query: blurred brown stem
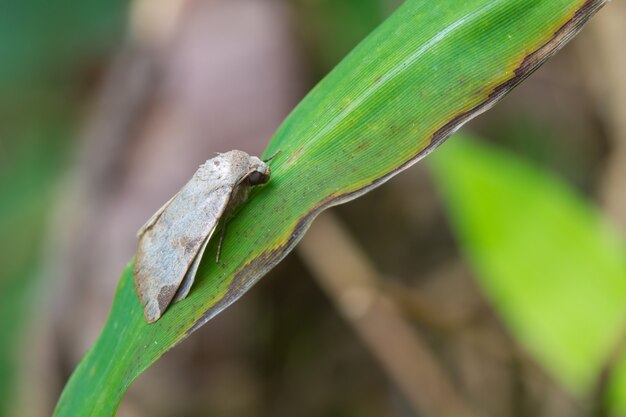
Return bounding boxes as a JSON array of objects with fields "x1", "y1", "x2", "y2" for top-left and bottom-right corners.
[{"x1": 297, "y1": 211, "x2": 481, "y2": 417}]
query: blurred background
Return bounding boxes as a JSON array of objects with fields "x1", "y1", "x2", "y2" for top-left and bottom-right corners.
[{"x1": 1, "y1": 0, "x2": 625, "y2": 416}]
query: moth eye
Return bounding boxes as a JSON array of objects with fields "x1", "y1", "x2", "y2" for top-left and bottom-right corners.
[{"x1": 246, "y1": 170, "x2": 270, "y2": 185}]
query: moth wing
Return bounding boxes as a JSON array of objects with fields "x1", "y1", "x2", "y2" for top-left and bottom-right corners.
[
  {"x1": 137, "y1": 191, "x2": 181, "y2": 238},
  {"x1": 172, "y1": 220, "x2": 216, "y2": 303},
  {"x1": 134, "y1": 177, "x2": 232, "y2": 323}
]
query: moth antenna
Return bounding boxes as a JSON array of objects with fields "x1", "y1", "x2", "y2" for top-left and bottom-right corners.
[{"x1": 263, "y1": 149, "x2": 282, "y2": 163}]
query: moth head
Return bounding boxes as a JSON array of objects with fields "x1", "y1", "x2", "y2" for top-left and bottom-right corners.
[{"x1": 245, "y1": 165, "x2": 271, "y2": 186}]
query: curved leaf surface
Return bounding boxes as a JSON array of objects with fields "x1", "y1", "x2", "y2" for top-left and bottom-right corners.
[{"x1": 54, "y1": 0, "x2": 607, "y2": 415}]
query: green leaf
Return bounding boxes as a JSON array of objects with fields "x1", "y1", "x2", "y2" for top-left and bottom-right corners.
[
  {"x1": 429, "y1": 136, "x2": 626, "y2": 393},
  {"x1": 54, "y1": 0, "x2": 607, "y2": 415}
]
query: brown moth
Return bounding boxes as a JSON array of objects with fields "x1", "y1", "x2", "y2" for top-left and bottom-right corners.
[{"x1": 134, "y1": 150, "x2": 272, "y2": 323}]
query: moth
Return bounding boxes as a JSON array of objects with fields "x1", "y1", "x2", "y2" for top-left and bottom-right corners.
[{"x1": 134, "y1": 150, "x2": 274, "y2": 323}]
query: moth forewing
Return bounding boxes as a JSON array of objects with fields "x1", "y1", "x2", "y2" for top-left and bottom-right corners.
[
  {"x1": 172, "y1": 231, "x2": 213, "y2": 303},
  {"x1": 134, "y1": 150, "x2": 271, "y2": 323},
  {"x1": 134, "y1": 180, "x2": 231, "y2": 323},
  {"x1": 136, "y1": 191, "x2": 181, "y2": 238}
]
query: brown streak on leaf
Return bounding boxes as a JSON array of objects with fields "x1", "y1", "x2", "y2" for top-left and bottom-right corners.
[{"x1": 287, "y1": 145, "x2": 305, "y2": 165}]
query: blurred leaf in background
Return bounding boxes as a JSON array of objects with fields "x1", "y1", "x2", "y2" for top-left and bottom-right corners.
[
  {"x1": 0, "y1": 0, "x2": 127, "y2": 415},
  {"x1": 0, "y1": 0, "x2": 125, "y2": 92},
  {"x1": 291, "y1": 0, "x2": 391, "y2": 77},
  {"x1": 430, "y1": 136, "x2": 626, "y2": 394},
  {"x1": 0, "y1": 134, "x2": 65, "y2": 416}
]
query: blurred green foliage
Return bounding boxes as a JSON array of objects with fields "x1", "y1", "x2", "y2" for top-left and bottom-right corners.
[
  {"x1": 0, "y1": 0, "x2": 126, "y2": 93},
  {"x1": 0, "y1": 0, "x2": 127, "y2": 415},
  {"x1": 0, "y1": 134, "x2": 64, "y2": 414},
  {"x1": 431, "y1": 136, "x2": 626, "y2": 394},
  {"x1": 292, "y1": 0, "x2": 389, "y2": 79}
]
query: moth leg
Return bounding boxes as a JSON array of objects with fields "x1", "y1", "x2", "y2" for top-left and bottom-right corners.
[{"x1": 216, "y1": 221, "x2": 228, "y2": 263}]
